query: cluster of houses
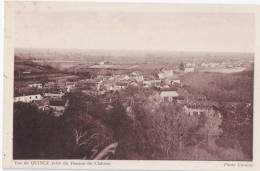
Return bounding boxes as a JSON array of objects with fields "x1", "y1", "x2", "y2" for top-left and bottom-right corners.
[
  {"x1": 14, "y1": 63, "x2": 216, "y2": 118},
  {"x1": 76, "y1": 69, "x2": 183, "y2": 97},
  {"x1": 14, "y1": 91, "x2": 68, "y2": 117},
  {"x1": 158, "y1": 66, "x2": 195, "y2": 77},
  {"x1": 14, "y1": 60, "x2": 252, "y2": 119},
  {"x1": 148, "y1": 88, "x2": 222, "y2": 119},
  {"x1": 13, "y1": 79, "x2": 71, "y2": 117},
  {"x1": 201, "y1": 61, "x2": 235, "y2": 68}
]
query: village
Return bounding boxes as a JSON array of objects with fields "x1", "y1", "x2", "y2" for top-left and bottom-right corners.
[{"x1": 13, "y1": 59, "x2": 253, "y2": 120}]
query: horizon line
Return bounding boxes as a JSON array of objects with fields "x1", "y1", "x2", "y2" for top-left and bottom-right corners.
[{"x1": 14, "y1": 47, "x2": 255, "y2": 54}]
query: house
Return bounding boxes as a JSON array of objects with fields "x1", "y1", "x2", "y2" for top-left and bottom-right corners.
[
  {"x1": 182, "y1": 100, "x2": 221, "y2": 118},
  {"x1": 49, "y1": 99, "x2": 69, "y2": 117},
  {"x1": 44, "y1": 92, "x2": 64, "y2": 98},
  {"x1": 184, "y1": 94, "x2": 207, "y2": 101},
  {"x1": 65, "y1": 82, "x2": 76, "y2": 92},
  {"x1": 104, "y1": 83, "x2": 126, "y2": 91},
  {"x1": 184, "y1": 67, "x2": 194, "y2": 73},
  {"x1": 104, "y1": 83, "x2": 114, "y2": 91},
  {"x1": 123, "y1": 75, "x2": 130, "y2": 81},
  {"x1": 108, "y1": 76, "x2": 115, "y2": 81},
  {"x1": 219, "y1": 61, "x2": 228, "y2": 68},
  {"x1": 160, "y1": 91, "x2": 179, "y2": 101},
  {"x1": 197, "y1": 94, "x2": 207, "y2": 101},
  {"x1": 186, "y1": 62, "x2": 196, "y2": 67},
  {"x1": 98, "y1": 91, "x2": 106, "y2": 95},
  {"x1": 130, "y1": 71, "x2": 144, "y2": 82},
  {"x1": 201, "y1": 62, "x2": 208, "y2": 67},
  {"x1": 144, "y1": 84, "x2": 150, "y2": 89},
  {"x1": 151, "y1": 79, "x2": 161, "y2": 84},
  {"x1": 28, "y1": 83, "x2": 42, "y2": 89},
  {"x1": 57, "y1": 82, "x2": 66, "y2": 90},
  {"x1": 107, "y1": 75, "x2": 125, "y2": 82},
  {"x1": 164, "y1": 75, "x2": 181, "y2": 85},
  {"x1": 114, "y1": 83, "x2": 128, "y2": 91},
  {"x1": 99, "y1": 61, "x2": 108, "y2": 65},
  {"x1": 34, "y1": 99, "x2": 50, "y2": 111},
  {"x1": 82, "y1": 90, "x2": 98, "y2": 96},
  {"x1": 163, "y1": 85, "x2": 170, "y2": 89},
  {"x1": 157, "y1": 68, "x2": 174, "y2": 79},
  {"x1": 14, "y1": 94, "x2": 42, "y2": 103},
  {"x1": 22, "y1": 70, "x2": 31, "y2": 74},
  {"x1": 128, "y1": 81, "x2": 138, "y2": 87},
  {"x1": 226, "y1": 65, "x2": 234, "y2": 68},
  {"x1": 208, "y1": 62, "x2": 220, "y2": 68},
  {"x1": 143, "y1": 80, "x2": 152, "y2": 85},
  {"x1": 66, "y1": 84, "x2": 76, "y2": 92},
  {"x1": 45, "y1": 82, "x2": 56, "y2": 88},
  {"x1": 14, "y1": 86, "x2": 39, "y2": 98}
]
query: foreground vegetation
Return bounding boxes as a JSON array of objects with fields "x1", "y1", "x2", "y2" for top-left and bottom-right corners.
[{"x1": 13, "y1": 88, "x2": 253, "y2": 160}]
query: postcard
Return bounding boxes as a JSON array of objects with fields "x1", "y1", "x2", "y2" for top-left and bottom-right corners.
[{"x1": 2, "y1": 1, "x2": 260, "y2": 170}]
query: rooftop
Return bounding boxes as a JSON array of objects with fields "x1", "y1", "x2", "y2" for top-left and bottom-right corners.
[{"x1": 160, "y1": 91, "x2": 179, "y2": 97}]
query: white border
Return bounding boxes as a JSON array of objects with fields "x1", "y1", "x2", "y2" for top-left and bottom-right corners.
[{"x1": 1, "y1": 1, "x2": 260, "y2": 171}]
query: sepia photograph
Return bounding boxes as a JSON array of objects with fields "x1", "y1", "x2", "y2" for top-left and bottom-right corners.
[{"x1": 2, "y1": 1, "x2": 260, "y2": 170}]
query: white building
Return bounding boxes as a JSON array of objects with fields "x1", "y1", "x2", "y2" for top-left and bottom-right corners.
[
  {"x1": 184, "y1": 67, "x2": 194, "y2": 73},
  {"x1": 130, "y1": 71, "x2": 144, "y2": 82},
  {"x1": 160, "y1": 91, "x2": 179, "y2": 101},
  {"x1": 183, "y1": 102, "x2": 221, "y2": 118},
  {"x1": 22, "y1": 70, "x2": 31, "y2": 74},
  {"x1": 66, "y1": 84, "x2": 75, "y2": 92},
  {"x1": 44, "y1": 92, "x2": 64, "y2": 98},
  {"x1": 165, "y1": 76, "x2": 181, "y2": 85},
  {"x1": 157, "y1": 68, "x2": 174, "y2": 79},
  {"x1": 201, "y1": 62, "x2": 208, "y2": 67},
  {"x1": 99, "y1": 61, "x2": 105, "y2": 65},
  {"x1": 208, "y1": 62, "x2": 220, "y2": 68},
  {"x1": 143, "y1": 80, "x2": 152, "y2": 85},
  {"x1": 123, "y1": 75, "x2": 130, "y2": 81},
  {"x1": 14, "y1": 94, "x2": 43, "y2": 103},
  {"x1": 186, "y1": 63, "x2": 196, "y2": 67},
  {"x1": 28, "y1": 83, "x2": 42, "y2": 89}
]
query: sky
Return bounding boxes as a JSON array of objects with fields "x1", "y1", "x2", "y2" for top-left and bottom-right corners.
[{"x1": 14, "y1": 3, "x2": 255, "y2": 53}]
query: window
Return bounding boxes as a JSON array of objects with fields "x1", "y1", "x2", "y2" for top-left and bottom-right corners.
[{"x1": 193, "y1": 111, "x2": 199, "y2": 117}]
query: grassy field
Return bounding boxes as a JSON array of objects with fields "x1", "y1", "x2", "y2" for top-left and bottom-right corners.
[
  {"x1": 181, "y1": 71, "x2": 254, "y2": 103},
  {"x1": 14, "y1": 73, "x2": 79, "y2": 82},
  {"x1": 199, "y1": 67, "x2": 246, "y2": 74}
]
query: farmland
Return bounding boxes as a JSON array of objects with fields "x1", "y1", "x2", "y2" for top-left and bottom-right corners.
[
  {"x1": 181, "y1": 71, "x2": 254, "y2": 103},
  {"x1": 199, "y1": 67, "x2": 246, "y2": 74}
]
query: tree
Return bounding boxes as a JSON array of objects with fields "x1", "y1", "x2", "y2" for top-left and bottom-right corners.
[
  {"x1": 113, "y1": 99, "x2": 200, "y2": 160},
  {"x1": 217, "y1": 103, "x2": 253, "y2": 160},
  {"x1": 180, "y1": 62, "x2": 185, "y2": 71}
]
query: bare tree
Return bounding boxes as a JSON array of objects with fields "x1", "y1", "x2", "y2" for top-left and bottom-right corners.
[{"x1": 73, "y1": 128, "x2": 99, "y2": 147}]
